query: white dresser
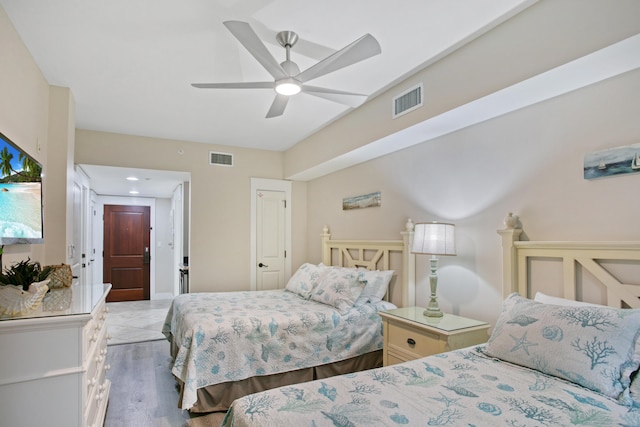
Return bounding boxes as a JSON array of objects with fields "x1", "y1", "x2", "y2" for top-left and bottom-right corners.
[{"x1": 0, "y1": 283, "x2": 111, "y2": 427}]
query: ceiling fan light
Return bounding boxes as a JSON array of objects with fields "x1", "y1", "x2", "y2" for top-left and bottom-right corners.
[{"x1": 275, "y1": 79, "x2": 301, "y2": 96}]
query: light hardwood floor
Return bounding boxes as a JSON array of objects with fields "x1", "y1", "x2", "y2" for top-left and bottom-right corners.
[
  {"x1": 104, "y1": 340, "x2": 228, "y2": 427},
  {"x1": 104, "y1": 340, "x2": 192, "y2": 426}
]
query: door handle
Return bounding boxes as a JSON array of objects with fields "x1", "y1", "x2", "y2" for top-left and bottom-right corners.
[
  {"x1": 143, "y1": 247, "x2": 150, "y2": 264},
  {"x1": 258, "y1": 262, "x2": 268, "y2": 268}
]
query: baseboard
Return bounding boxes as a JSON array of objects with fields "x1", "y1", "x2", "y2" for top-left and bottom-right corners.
[{"x1": 153, "y1": 292, "x2": 174, "y2": 300}]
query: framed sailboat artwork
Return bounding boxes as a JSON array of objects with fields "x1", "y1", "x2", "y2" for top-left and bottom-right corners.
[{"x1": 584, "y1": 142, "x2": 640, "y2": 180}]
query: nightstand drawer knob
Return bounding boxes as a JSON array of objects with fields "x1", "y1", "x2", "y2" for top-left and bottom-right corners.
[{"x1": 407, "y1": 338, "x2": 416, "y2": 346}]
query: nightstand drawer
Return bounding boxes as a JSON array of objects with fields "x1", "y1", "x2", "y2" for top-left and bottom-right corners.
[
  {"x1": 380, "y1": 308, "x2": 490, "y2": 366},
  {"x1": 387, "y1": 322, "x2": 437, "y2": 358},
  {"x1": 387, "y1": 351, "x2": 409, "y2": 365}
]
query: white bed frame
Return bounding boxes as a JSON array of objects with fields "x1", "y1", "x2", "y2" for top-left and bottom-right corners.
[
  {"x1": 320, "y1": 219, "x2": 416, "y2": 308},
  {"x1": 499, "y1": 214, "x2": 640, "y2": 308},
  {"x1": 318, "y1": 214, "x2": 640, "y2": 310}
]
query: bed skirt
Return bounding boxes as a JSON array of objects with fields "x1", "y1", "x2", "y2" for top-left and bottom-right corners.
[{"x1": 169, "y1": 337, "x2": 382, "y2": 412}]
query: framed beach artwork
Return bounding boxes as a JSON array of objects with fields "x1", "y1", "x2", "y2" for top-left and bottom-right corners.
[
  {"x1": 584, "y1": 142, "x2": 640, "y2": 180},
  {"x1": 342, "y1": 191, "x2": 381, "y2": 210}
]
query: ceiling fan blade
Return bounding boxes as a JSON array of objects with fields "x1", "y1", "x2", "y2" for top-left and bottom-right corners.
[
  {"x1": 296, "y1": 34, "x2": 381, "y2": 83},
  {"x1": 223, "y1": 21, "x2": 288, "y2": 81},
  {"x1": 192, "y1": 82, "x2": 275, "y2": 89},
  {"x1": 302, "y1": 85, "x2": 368, "y2": 107},
  {"x1": 266, "y1": 94, "x2": 289, "y2": 118}
]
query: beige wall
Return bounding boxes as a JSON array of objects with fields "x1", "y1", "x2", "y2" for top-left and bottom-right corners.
[
  {"x1": 291, "y1": 0, "x2": 640, "y2": 326},
  {"x1": 74, "y1": 130, "x2": 286, "y2": 292},
  {"x1": 46, "y1": 86, "x2": 75, "y2": 265},
  {"x1": 305, "y1": 68, "x2": 640, "y2": 325},
  {"x1": 0, "y1": 6, "x2": 71, "y2": 267},
  {"x1": 3, "y1": 1, "x2": 639, "y2": 329},
  {"x1": 284, "y1": 0, "x2": 640, "y2": 179}
]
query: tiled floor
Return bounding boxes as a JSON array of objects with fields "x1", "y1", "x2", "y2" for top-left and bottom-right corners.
[{"x1": 105, "y1": 299, "x2": 172, "y2": 345}]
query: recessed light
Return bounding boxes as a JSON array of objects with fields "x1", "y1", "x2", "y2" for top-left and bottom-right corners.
[
  {"x1": 129, "y1": 190, "x2": 139, "y2": 195},
  {"x1": 126, "y1": 176, "x2": 139, "y2": 181}
]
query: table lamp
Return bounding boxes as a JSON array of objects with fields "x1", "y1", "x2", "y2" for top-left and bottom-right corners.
[{"x1": 412, "y1": 222, "x2": 456, "y2": 317}]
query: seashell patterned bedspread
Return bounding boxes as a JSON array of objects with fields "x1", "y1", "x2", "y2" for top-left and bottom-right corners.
[
  {"x1": 222, "y1": 345, "x2": 640, "y2": 426},
  {"x1": 163, "y1": 290, "x2": 394, "y2": 410}
]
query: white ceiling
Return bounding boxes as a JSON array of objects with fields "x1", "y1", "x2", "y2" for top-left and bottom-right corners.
[
  {"x1": 2, "y1": 0, "x2": 533, "y2": 151},
  {"x1": 78, "y1": 165, "x2": 190, "y2": 199},
  {"x1": 1, "y1": 0, "x2": 535, "y2": 196}
]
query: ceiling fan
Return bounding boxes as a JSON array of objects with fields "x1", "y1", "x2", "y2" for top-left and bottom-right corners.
[{"x1": 192, "y1": 21, "x2": 382, "y2": 118}]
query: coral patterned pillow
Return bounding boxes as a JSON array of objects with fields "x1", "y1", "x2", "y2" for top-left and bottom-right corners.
[
  {"x1": 284, "y1": 263, "x2": 328, "y2": 299},
  {"x1": 310, "y1": 268, "x2": 366, "y2": 314},
  {"x1": 483, "y1": 293, "x2": 640, "y2": 404}
]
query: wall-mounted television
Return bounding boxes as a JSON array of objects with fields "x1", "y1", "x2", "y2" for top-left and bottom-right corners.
[{"x1": 0, "y1": 132, "x2": 44, "y2": 245}]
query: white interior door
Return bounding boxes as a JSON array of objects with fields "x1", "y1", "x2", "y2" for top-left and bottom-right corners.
[{"x1": 256, "y1": 190, "x2": 286, "y2": 291}]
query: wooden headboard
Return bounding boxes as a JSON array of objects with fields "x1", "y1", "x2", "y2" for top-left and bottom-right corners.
[
  {"x1": 321, "y1": 219, "x2": 415, "y2": 308},
  {"x1": 499, "y1": 214, "x2": 640, "y2": 308}
]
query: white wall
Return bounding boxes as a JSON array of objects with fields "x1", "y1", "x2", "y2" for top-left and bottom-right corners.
[{"x1": 305, "y1": 68, "x2": 640, "y2": 326}]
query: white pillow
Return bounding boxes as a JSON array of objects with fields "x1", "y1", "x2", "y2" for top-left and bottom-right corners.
[
  {"x1": 355, "y1": 270, "x2": 394, "y2": 305},
  {"x1": 284, "y1": 263, "x2": 328, "y2": 299},
  {"x1": 534, "y1": 292, "x2": 603, "y2": 307}
]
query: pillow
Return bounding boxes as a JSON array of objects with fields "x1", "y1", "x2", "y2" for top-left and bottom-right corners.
[
  {"x1": 534, "y1": 292, "x2": 603, "y2": 307},
  {"x1": 355, "y1": 270, "x2": 394, "y2": 305},
  {"x1": 483, "y1": 293, "x2": 640, "y2": 404},
  {"x1": 284, "y1": 263, "x2": 328, "y2": 299},
  {"x1": 373, "y1": 300, "x2": 397, "y2": 312},
  {"x1": 310, "y1": 267, "x2": 366, "y2": 314},
  {"x1": 534, "y1": 293, "x2": 640, "y2": 404}
]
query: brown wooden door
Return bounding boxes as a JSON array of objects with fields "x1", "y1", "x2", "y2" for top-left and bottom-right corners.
[{"x1": 104, "y1": 205, "x2": 150, "y2": 302}]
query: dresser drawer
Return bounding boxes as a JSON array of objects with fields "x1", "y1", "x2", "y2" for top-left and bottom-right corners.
[
  {"x1": 83, "y1": 301, "x2": 108, "y2": 358},
  {"x1": 387, "y1": 322, "x2": 439, "y2": 359},
  {"x1": 85, "y1": 322, "x2": 110, "y2": 426},
  {"x1": 86, "y1": 328, "x2": 108, "y2": 405},
  {"x1": 86, "y1": 378, "x2": 110, "y2": 427}
]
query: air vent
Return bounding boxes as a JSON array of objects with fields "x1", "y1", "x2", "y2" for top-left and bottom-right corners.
[
  {"x1": 392, "y1": 83, "x2": 423, "y2": 119},
  {"x1": 209, "y1": 151, "x2": 233, "y2": 166}
]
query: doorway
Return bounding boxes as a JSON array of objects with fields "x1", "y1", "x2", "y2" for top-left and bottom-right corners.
[
  {"x1": 79, "y1": 165, "x2": 190, "y2": 300},
  {"x1": 103, "y1": 204, "x2": 151, "y2": 302}
]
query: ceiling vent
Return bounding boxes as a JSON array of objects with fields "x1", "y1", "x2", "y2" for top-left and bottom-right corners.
[
  {"x1": 392, "y1": 83, "x2": 423, "y2": 119},
  {"x1": 209, "y1": 151, "x2": 234, "y2": 167}
]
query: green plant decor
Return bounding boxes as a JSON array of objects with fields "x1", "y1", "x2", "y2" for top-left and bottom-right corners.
[{"x1": 0, "y1": 258, "x2": 53, "y2": 291}]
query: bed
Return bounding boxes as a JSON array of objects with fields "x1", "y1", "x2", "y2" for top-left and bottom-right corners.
[
  {"x1": 221, "y1": 215, "x2": 640, "y2": 426},
  {"x1": 163, "y1": 221, "x2": 416, "y2": 412}
]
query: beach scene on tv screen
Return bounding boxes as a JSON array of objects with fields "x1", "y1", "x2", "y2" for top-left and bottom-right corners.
[{"x1": 0, "y1": 135, "x2": 42, "y2": 239}]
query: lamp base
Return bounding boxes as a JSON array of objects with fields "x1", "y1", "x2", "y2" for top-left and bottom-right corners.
[
  {"x1": 423, "y1": 306, "x2": 443, "y2": 318},
  {"x1": 424, "y1": 255, "x2": 444, "y2": 317}
]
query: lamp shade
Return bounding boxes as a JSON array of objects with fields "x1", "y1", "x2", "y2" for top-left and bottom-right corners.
[{"x1": 412, "y1": 222, "x2": 456, "y2": 256}]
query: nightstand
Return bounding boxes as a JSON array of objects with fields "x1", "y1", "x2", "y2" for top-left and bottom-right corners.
[{"x1": 379, "y1": 307, "x2": 490, "y2": 366}]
